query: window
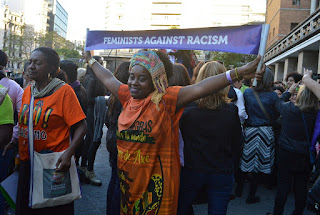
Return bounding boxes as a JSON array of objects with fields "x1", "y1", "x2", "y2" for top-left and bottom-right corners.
[
  {"x1": 273, "y1": 27, "x2": 275, "y2": 36},
  {"x1": 292, "y1": 0, "x2": 300, "y2": 5},
  {"x1": 290, "y1": 23, "x2": 298, "y2": 30}
]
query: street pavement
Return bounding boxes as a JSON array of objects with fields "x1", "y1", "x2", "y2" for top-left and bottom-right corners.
[{"x1": 75, "y1": 127, "x2": 315, "y2": 215}]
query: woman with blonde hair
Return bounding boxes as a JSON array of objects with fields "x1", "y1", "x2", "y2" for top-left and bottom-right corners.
[
  {"x1": 267, "y1": 84, "x2": 318, "y2": 215},
  {"x1": 177, "y1": 61, "x2": 242, "y2": 215}
]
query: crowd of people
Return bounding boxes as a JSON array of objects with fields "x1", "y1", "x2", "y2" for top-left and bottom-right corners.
[{"x1": 0, "y1": 46, "x2": 319, "y2": 215}]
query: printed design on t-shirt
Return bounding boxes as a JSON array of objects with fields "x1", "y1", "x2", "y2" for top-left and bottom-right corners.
[
  {"x1": 132, "y1": 155, "x2": 164, "y2": 215},
  {"x1": 118, "y1": 169, "x2": 134, "y2": 214},
  {"x1": 18, "y1": 100, "x2": 53, "y2": 140},
  {"x1": 118, "y1": 148, "x2": 151, "y2": 164},
  {"x1": 117, "y1": 130, "x2": 156, "y2": 144},
  {"x1": 132, "y1": 174, "x2": 163, "y2": 215},
  {"x1": 131, "y1": 120, "x2": 153, "y2": 133}
]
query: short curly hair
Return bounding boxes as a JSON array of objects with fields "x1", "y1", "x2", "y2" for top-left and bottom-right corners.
[{"x1": 285, "y1": 72, "x2": 302, "y2": 83}]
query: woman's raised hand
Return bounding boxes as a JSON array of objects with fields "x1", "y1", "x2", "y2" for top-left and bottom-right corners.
[
  {"x1": 238, "y1": 55, "x2": 264, "y2": 80},
  {"x1": 288, "y1": 82, "x2": 299, "y2": 94},
  {"x1": 303, "y1": 68, "x2": 312, "y2": 79}
]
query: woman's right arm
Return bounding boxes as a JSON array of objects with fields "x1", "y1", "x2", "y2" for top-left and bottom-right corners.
[
  {"x1": 275, "y1": 82, "x2": 299, "y2": 112},
  {"x1": 84, "y1": 52, "x2": 122, "y2": 99},
  {"x1": 302, "y1": 69, "x2": 320, "y2": 99}
]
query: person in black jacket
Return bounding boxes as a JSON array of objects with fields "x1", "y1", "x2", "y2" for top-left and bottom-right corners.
[
  {"x1": 267, "y1": 84, "x2": 318, "y2": 215},
  {"x1": 60, "y1": 60, "x2": 88, "y2": 168},
  {"x1": 105, "y1": 61, "x2": 130, "y2": 215},
  {"x1": 177, "y1": 61, "x2": 242, "y2": 215},
  {"x1": 82, "y1": 56, "x2": 106, "y2": 186}
]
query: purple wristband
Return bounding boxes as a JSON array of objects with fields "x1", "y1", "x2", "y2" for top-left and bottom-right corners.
[{"x1": 226, "y1": 70, "x2": 233, "y2": 85}]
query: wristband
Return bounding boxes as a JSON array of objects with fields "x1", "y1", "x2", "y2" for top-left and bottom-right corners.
[
  {"x1": 235, "y1": 67, "x2": 240, "y2": 81},
  {"x1": 226, "y1": 70, "x2": 233, "y2": 85},
  {"x1": 88, "y1": 58, "x2": 97, "y2": 67}
]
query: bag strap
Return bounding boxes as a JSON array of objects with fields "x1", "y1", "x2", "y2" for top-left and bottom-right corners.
[
  {"x1": 28, "y1": 92, "x2": 35, "y2": 207},
  {"x1": 252, "y1": 89, "x2": 272, "y2": 121}
]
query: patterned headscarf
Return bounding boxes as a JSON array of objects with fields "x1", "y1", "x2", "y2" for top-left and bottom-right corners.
[{"x1": 129, "y1": 50, "x2": 168, "y2": 110}]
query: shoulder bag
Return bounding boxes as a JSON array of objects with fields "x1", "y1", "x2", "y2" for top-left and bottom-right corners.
[{"x1": 28, "y1": 91, "x2": 81, "y2": 209}]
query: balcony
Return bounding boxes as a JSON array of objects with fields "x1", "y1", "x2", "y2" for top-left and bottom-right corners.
[{"x1": 264, "y1": 7, "x2": 320, "y2": 62}]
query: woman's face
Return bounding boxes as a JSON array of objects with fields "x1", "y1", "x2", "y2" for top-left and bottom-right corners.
[
  {"x1": 128, "y1": 65, "x2": 154, "y2": 99},
  {"x1": 290, "y1": 92, "x2": 297, "y2": 104},
  {"x1": 28, "y1": 51, "x2": 51, "y2": 83},
  {"x1": 287, "y1": 77, "x2": 295, "y2": 88},
  {"x1": 274, "y1": 89, "x2": 282, "y2": 97}
]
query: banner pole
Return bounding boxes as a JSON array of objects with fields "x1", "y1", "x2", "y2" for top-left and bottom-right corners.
[
  {"x1": 85, "y1": 28, "x2": 89, "y2": 52},
  {"x1": 252, "y1": 24, "x2": 270, "y2": 87}
]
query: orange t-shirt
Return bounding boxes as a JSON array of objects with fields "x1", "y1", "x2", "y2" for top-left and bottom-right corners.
[
  {"x1": 117, "y1": 84, "x2": 184, "y2": 215},
  {"x1": 18, "y1": 85, "x2": 86, "y2": 161}
]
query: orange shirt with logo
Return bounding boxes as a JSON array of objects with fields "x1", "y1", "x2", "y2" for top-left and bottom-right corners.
[
  {"x1": 117, "y1": 84, "x2": 184, "y2": 215},
  {"x1": 18, "y1": 85, "x2": 86, "y2": 161}
]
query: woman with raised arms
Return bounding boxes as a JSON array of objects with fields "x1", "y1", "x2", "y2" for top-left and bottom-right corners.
[{"x1": 84, "y1": 50, "x2": 264, "y2": 215}]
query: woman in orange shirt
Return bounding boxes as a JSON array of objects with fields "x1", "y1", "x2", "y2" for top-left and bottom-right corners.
[
  {"x1": 16, "y1": 47, "x2": 87, "y2": 215},
  {"x1": 84, "y1": 50, "x2": 263, "y2": 215}
]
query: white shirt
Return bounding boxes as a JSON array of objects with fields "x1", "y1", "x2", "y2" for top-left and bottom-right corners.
[{"x1": 233, "y1": 87, "x2": 248, "y2": 124}]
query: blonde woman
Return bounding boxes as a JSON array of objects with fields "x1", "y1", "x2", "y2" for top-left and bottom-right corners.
[
  {"x1": 177, "y1": 61, "x2": 242, "y2": 215},
  {"x1": 267, "y1": 84, "x2": 318, "y2": 215}
]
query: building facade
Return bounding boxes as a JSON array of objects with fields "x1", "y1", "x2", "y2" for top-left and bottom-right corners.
[
  {"x1": 266, "y1": 0, "x2": 313, "y2": 49},
  {"x1": 47, "y1": 0, "x2": 68, "y2": 38},
  {"x1": 105, "y1": 0, "x2": 266, "y2": 31},
  {"x1": 264, "y1": 0, "x2": 320, "y2": 82},
  {"x1": 0, "y1": 5, "x2": 25, "y2": 72}
]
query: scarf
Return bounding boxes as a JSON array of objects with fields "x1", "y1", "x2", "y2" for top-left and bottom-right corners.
[
  {"x1": 69, "y1": 80, "x2": 81, "y2": 89},
  {"x1": 118, "y1": 96, "x2": 151, "y2": 132},
  {"x1": 31, "y1": 78, "x2": 64, "y2": 98},
  {"x1": 129, "y1": 50, "x2": 168, "y2": 110}
]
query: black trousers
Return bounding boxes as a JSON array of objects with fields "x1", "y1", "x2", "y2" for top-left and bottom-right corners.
[
  {"x1": 273, "y1": 147, "x2": 311, "y2": 215},
  {"x1": 15, "y1": 161, "x2": 74, "y2": 215}
]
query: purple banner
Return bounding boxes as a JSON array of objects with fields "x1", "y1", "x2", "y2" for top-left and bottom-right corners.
[{"x1": 86, "y1": 25, "x2": 262, "y2": 55}]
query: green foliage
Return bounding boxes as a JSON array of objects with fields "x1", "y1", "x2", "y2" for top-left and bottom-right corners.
[
  {"x1": 56, "y1": 48, "x2": 81, "y2": 59},
  {"x1": 210, "y1": 51, "x2": 256, "y2": 68},
  {"x1": 4, "y1": 24, "x2": 84, "y2": 62}
]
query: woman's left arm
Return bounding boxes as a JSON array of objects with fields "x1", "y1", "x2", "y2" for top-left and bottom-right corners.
[
  {"x1": 55, "y1": 119, "x2": 87, "y2": 172},
  {"x1": 176, "y1": 56, "x2": 263, "y2": 111}
]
